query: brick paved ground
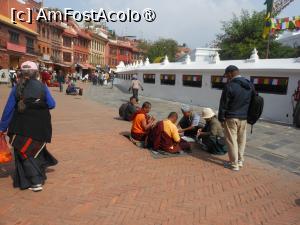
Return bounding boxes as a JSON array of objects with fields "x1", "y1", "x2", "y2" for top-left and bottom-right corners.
[{"x1": 0, "y1": 84, "x2": 299, "y2": 225}]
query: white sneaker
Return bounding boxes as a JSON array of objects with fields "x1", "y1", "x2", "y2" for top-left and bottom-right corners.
[
  {"x1": 224, "y1": 162, "x2": 239, "y2": 171},
  {"x1": 231, "y1": 166, "x2": 240, "y2": 171},
  {"x1": 238, "y1": 160, "x2": 244, "y2": 168},
  {"x1": 29, "y1": 184, "x2": 43, "y2": 192}
]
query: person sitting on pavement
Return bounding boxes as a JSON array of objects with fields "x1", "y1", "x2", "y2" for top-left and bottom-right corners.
[
  {"x1": 131, "y1": 102, "x2": 156, "y2": 142},
  {"x1": 178, "y1": 105, "x2": 202, "y2": 139},
  {"x1": 148, "y1": 112, "x2": 191, "y2": 154},
  {"x1": 119, "y1": 97, "x2": 139, "y2": 121},
  {"x1": 66, "y1": 81, "x2": 83, "y2": 96},
  {"x1": 197, "y1": 108, "x2": 227, "y2": 155},
  {"x1": 124, "y1": 97, "x2": 139, "y2": 121}
]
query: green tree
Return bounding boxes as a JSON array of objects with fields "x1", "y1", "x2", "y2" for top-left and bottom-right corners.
[
  {"x1": 137, "y1": 40, "x2": 151, "y2": 53},
  {"x1": 215, "y1": 10, "x2": 298, "y2": 59},
  {"x1": 147, "y1": 39, "x2": 178, "y2": 62}
]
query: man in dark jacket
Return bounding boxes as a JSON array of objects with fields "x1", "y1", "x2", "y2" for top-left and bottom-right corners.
[
  {"x1": 56, "y1": 70, "x2": 65, "y2": 92},
  {"x1": 218, "y1": 65, "x2": 252, "y2": 171}
]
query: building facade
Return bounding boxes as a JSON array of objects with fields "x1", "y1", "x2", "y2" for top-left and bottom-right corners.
[
  {"x1": 0, "y1": 0, "x2": 40, "y2": 72},
  {"x1": 89, "y1": 30, "x2": 108, "y2": 68}
]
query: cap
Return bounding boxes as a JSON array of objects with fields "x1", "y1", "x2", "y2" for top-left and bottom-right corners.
[
  {"x1": 21, "y1": 61, "x2": 38, "y2": 71},
  {"x1": 224, "y1": 65, "x2": 239, "y2": 76},
  {"x1": 181, "y1": 104, "x2": 192, "y2": 112}
]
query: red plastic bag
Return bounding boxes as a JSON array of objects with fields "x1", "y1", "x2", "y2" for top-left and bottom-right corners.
[{"x1": 0, "y1": 135, "x2": 12, "y2": 163}]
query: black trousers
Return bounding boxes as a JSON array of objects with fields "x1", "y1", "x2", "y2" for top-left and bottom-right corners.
[{"x1": 132, "y1": 88, "x2": 139, "y2": 101}]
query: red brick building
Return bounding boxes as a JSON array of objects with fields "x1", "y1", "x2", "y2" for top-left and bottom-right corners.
[
  {"x1": 0, "y1": 0, "x2": 41, "y2": 71},
  {"x1": 61, "y1": 24, "x2": 76, "y2": 72},
  {"x1": 105, "y1": 39, "x2": 144, "y2": 69}
]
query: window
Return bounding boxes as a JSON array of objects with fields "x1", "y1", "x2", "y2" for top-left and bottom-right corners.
[
  {"x1": 160, "y1": 74, "x2": 175, "y2": 86},
  {"x1": 110, "y1": 47, "x2": 117, "y2": 56},
  {"x1": 26, "y1": 37, "x2": 34, "y2": 54},
  {"x1": 211, "y1": 75, "x2": 227, "y2": 89},
  {"x1": 143, "y1": 74, "x2": 155, "y2": 84},
  {"x1": 9, "y1": 31, "x2": 19, "y2": 44},
  {"x1": 63, "y1": 52, "x2": 72, "y2": 62},
  {"x1": 183, "y1": 75, "x2": 202, "y2": 88},
  {"x1": 250, "y1": 76, "x2": 289, "y2": 95},
  {"x1": 63, "y1": 36, "x2": 72, "y2": 47},
  {"x1": 120, "y1": 49, "x2": 128, "y2": 56}
]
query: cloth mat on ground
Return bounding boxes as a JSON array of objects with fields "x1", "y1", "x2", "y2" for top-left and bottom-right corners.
[
  {"x1": 148, "y1": 149, "x2": 189, "y2": 159},
  {"x1": 121, "y1": 132, "x2": 144, "y2": 148}
]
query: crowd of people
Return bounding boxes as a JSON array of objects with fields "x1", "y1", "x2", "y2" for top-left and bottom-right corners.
[
  {"x1": 120, "y1": 65, "x2": 256, "y2": 172},
  {"x1": 0, "y1": 63, "x2": 257, "y2": 193}
]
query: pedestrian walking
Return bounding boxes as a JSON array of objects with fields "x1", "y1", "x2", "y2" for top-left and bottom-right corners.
[
  {"x1": 110, "y1": 72, "x2": 115, "y2": 89},
  {"x1": 57, "y1": 70, "x2": 65, "y2": 92},
  {"x1": 218, "y1": 65, "x2": 252, "y2": 171},
  {"x1": 9, "y1": 67, "x2": 17, "y2": 88},
  {"x1": 0, "y1": 61, "x2": 57, "y2": 191},
  {"x1": 129, "y1": 75, "x2": 143, "y2": 102}
]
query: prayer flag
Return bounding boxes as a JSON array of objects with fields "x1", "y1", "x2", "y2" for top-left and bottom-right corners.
[
  {"x1": 272, "y1": 79, "x2": 278, "y2": 85},
  {"x1": 264, "y1": 78, "x2": 269, "y2": 85}
]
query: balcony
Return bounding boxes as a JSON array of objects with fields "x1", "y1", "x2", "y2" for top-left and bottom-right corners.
[
  {"x1": 7, "y1": 42, "x2": 26, "y2": 53},
  {"x1": 51, "y1": 56, "x2": 62, "y2": 64}
]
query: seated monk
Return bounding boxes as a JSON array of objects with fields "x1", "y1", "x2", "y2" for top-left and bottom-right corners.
[
  {"x1": 131, "y1": 102, "x2": 155, "y2": 142},
  {"x1": 148, "y1": 112, "x2": 191, "y2": 153}
]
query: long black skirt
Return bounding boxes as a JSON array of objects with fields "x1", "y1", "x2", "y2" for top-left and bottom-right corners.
[{"x1": 13, "y1": 147, "x2": 58, "y2": 190}]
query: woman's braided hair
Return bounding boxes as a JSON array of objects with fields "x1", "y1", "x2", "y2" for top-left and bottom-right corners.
[{"x1": 16, "y1": 69, "x2": 39, "y2": 113}]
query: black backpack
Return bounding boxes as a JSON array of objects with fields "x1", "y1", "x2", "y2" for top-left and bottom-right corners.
[
  {"x1": 119, "y1": 103, "x2": 129, "y2": 119},
  {"x1": 247, "y1": 88, "x2": 264, "y2": 133}
]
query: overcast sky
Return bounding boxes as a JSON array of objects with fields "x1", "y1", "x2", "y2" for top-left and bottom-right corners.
[{"x1": 44, "y1": 0, "x2": 300, "y2": 48}]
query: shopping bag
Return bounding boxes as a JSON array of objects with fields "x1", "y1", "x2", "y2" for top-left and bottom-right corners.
[{"x1": 0, "y1": 135, "x2": 12, "y2": 163}]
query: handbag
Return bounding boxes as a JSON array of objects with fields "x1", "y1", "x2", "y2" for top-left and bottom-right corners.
[{"x1": 0, "y1": 135, "x2": 12, "y2": 163}]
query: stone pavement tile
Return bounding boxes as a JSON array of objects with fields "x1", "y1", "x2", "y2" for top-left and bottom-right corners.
[
  {"x1": 1, "y1": 85, "x2": 300, "y2": 225},
  {"x1": 261, "y1": 153, "x2": 285, "y2": 163}
]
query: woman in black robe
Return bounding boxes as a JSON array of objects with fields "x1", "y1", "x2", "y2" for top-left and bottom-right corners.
[{"x1": 0, "y1": 61, "x2": 57, "y2": 192}]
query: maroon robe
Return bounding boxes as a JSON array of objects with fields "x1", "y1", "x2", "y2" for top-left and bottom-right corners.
[{"x1": 149, "y1": 121, "x2": 190, "y2": 153}]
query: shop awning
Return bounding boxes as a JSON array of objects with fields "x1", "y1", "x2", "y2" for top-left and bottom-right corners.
[
  {"x1": 83, "y1": 63, "x2": 95, "y2": 70},
  {"x1": 39, "y1": 59, "x2": 53, "y2": 64},
  {"x1": 76, "y1": 63, "x2": 95, "y2": 69},
  {"x1": 54, "y1": 62, "x2": 71, "y2": 68}
]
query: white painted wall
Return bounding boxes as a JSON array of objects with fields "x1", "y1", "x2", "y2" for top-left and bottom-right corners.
[{"x1": 116, "y1": 70, "x2": 300, "y2": 124}]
